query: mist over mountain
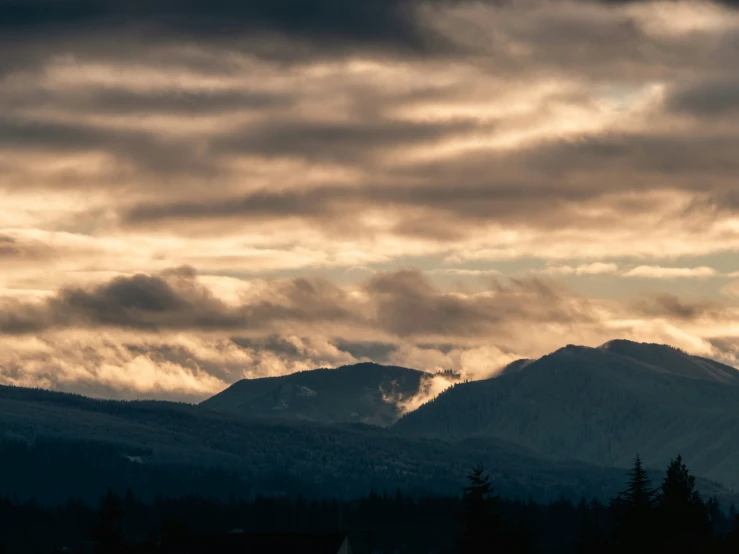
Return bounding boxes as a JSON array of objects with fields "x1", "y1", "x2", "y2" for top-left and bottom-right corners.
[
  {"x1": 394, "y1": 340, "x2": 739, "y2": 487},
  {"x1": 200, "y1": 362, "x2": 436, "y2": 426}
]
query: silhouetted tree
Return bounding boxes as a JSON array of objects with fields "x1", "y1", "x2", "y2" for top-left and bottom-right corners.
[
  {"x1": 458, "y1": 464, "x2": 502, "y2": 554},
  {"x1": 611, "y1": 454, "x2": 657, "y2": 552},
  {"x1": 91, "y1": 490, "x2": 125, "y2": 554},
  {"x1": 656, "y1": 455, "x2": 709, "y2": 553}
]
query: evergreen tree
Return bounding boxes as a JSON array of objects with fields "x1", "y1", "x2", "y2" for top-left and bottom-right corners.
[
  {"x1": 656, "y1": 455, "x2": 709, "y2": 552},
  {"x1": 91, "y1": 490, "x2": 125, "y2": 554},
  {"x1": 621, "y1": 455, "x2": 656, "y2": 510},
  {"x1": 611, "y1": 454, "x2": 657, "y2": 552},
  {"x1": 458, "y1": 464, "x2": 502, "y2": 554}
]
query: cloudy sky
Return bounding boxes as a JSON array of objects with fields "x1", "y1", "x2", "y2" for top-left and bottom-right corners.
[{"x1": 2, "y1": 0, "x2": 739, "y2": 401}]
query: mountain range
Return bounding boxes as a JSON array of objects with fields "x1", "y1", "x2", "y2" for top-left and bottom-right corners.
[
  {"x1": 396, "y1": 340, "x2": 739, "y2": 487},
  {"x1": 2, "y1": 339, "x2": 739, "y2": 504}
]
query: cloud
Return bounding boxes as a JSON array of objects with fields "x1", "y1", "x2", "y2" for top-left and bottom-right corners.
[
  {"x1": 0, "y1": 0, "x2": 458, "y2": 77},
  {"x1": 0, "y1": 266, "x2": 737, "y2": 400},
  {"x1": 4, "y1": 0, "x2": 739, "y2": 269},
  {"x1": 5, "y1": 0, "x2": 739, "y2": 401},
  {"x1": 365, "y1": 270, "x2": 598, "y2": 338},
  {"x1": 382, "y1": 371, "x2": 460, "y2": 415},
  {"x1": 540, "y1": 263, "x2": 620, "y2": 276},
  {"x1": 631, "y1": 293, "x2": 728, "y2": 321},
  {"x1": 666, "y1": 77, "x2": 739, "y2": 118},
  {"x1": 722, "y1": 281, "x2": 739, "y2": 298},
  {"x1": 623, "y1": 265, "x2": 718, "y2": 279},
  {"x1": 0, "y1": 267, "x2": 593, "y2": 338}
]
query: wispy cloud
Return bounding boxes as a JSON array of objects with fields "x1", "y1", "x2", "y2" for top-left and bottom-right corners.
[
  {"x1": 539, "y1": 263, "x2": 620, "y2": 276},
  {"x1": 623, "y1": 266, "x2": 718, "y2": 279}
]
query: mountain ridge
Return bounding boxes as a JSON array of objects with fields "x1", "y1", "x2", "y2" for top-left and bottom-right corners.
[
  {"x1": 393, "y1": 340, "x2": 739, "y2": 487},
  {"x1": 200, "y1": 362, "x2": 430, "y2": 426}
]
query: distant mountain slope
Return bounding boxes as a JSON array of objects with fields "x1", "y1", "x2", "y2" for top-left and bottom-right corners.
[
  {"x1": 201, "y1": 363, "x2": 430, "y2": 426},
  {"x1": 394, "y1": 341, "x2": 739, "y2": 487},
  {"x1": 4, "y1": 383, "x2": 728, "y2": 505},
  {"x1": 599, "y1": 340, "x2": 739, "y2": 384}
]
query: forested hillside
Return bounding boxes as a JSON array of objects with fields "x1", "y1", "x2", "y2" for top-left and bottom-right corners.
[
  {"x1": 201, "y1": 362, "x2": 430, "y2": 426},
  {"x1": 395, "y1": 342, "x2": 739, "y2": 486},
  {"x1": 3, "y1": 384, "x2": 733, "y2": 506}
]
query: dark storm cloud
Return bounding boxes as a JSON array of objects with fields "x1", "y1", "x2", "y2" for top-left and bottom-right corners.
[
  {"x1": 231, "y1": 335, "x2": 304, "y2": 358},
  {"x1": 0, "y1": 116, "x2": 216, "y2": 177},
  {"x1": 55, "y1": 271, "x2": 244, "y2": 330},
  {"x1": 415, "y1": 342, "x2": 459, "y2": 354},
  {"x1": 124, "y1": 178, "x2": 594, "y2": 233},
  {"x1": 0, "y1": 267, "x2": 595, "y2": 338},
  {"x1": 0, "y1": 300, "x2": 55, "y2": 334},
  {"x1": 125, "y1": 188, "x2": 342, "y2": 224},
  {"x1": 631, "y1": 293, "x2": 728, "y2": 321},
  {"x1": 666, "y1": 78, "x2": 739, "y2": 117},
  {"x1": 520, "y1": 133, "x2": 739, "y2": 178},
  {"x1": 0, "y1": 113, "x2": 477, "y2": 188},
  {"x1": 249, "y1": 278, "x2": 359, "y2": 325},
  {"x1": 4, "y1": 0, "x2": 739, "y2": 48},
  {"x1": 0, "y1": 269, "x2": 235, "y2": 333},
  {"x1": 0, "y1": 0, "x2": 450, "y2": 55},
  {"x1": 3, "y1": 87, "x2": 293, "y2": 116},
  {"x1": 215, "y1": 117, "x2": 479, "y2": 163},
  {"x1": 365, "y1": 270, "x2": 596, "y2": 337},
  {"x1": 0, "y1": 268, "x2": 361, "y2": 334},
  {"x1": 0, "y1": 235, "x2": 20, "y2": 257},
  {"x1": 333, "y1": 339, "x2": 400, "y2": 361}
]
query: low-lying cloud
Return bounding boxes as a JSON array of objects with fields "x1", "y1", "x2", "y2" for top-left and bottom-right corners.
[{"x1": 0, "y1": 267, "x2": 737, "y2": 401}]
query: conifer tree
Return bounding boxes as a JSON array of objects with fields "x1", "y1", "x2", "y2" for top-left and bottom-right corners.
[
  {"x1": 458, "y1": 464, "x2": 502, "y2": 554},
  {"x1": 657, "y1": 455, "x2": 709, "y2": 552},
  {"x1": 611, "y1": 454, "x2": 657, "y2": 551},
  {"x1": 622, "y1": 454, "x2": 656, "y2": 510}
]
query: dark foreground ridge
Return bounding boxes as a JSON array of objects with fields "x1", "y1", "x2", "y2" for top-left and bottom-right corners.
[{"x1": 2, "y1": 456, "x2": 739, "y2": 554}]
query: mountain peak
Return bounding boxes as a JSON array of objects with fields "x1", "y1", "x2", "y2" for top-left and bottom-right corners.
[
  {"x1": 394, "y1": 339, "x2": 739, "y2": 488},
  {"x1": 598, "y1": 339, "x2": 739, "y2": 383},
  {"x1": 201, "y1": 362, "x2": 426, "y2": 426},
  {"x1": 599, "y1": 339, "x2": 681, "y2": 353},
  {"x1": 498, "y1": 358, "x2": 534, "y2": 376}
]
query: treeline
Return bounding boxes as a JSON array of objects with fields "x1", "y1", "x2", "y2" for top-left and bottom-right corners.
[
  {"x1": 0, "y1": 439, "x2": 247, "y2": 505},
  {"x1": 2, "y1": 454, "x2": 739, "y2": 553},
  {"x1": 458, "y1": 455, "x2": 739, "y2": 554},
  {"x1": 0, "y1": 432, "x2": 631, "y2": 503},
  {"x1": 0, "y1": 489, "x2": 582, "y2": 554}
]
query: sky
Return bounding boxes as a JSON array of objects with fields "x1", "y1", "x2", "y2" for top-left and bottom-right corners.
[{"x1": 2, "y1": 0, "x2": 739, "y2": 401}]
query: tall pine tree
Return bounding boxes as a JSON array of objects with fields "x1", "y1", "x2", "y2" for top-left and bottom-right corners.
[
  {"x1": 458, "y1": 464, "x2": 502, "y2": 554},
  {"x1": 657, "y1": 455, "x2": 709, "y2": 553},
  {"x1": 611, "y1": 454, "x2": 657, "y2": 552}
]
